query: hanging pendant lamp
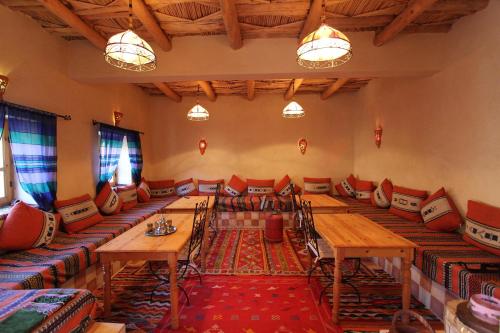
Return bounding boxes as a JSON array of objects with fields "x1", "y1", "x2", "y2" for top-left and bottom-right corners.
[
  {"x1": 282, "y1": 101, "x2": 305, "y2": 118},
  {"x1": 187, "y1": 85, "x2": 209, "y2": 121},
  {"x1": 297, "y1": 0, "x2": 352, "y2": 69},
  {"x1": 104, "y1": 0, "x2": 156, "y2": 72}
]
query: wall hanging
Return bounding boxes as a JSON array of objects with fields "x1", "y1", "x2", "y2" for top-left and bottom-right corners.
[
  {"x1": 374, "y1": 126, "x2": 383, "y2": 148},
  {"x1": 199, "y1": 138, "x2": 207, "y2": 155},
  {"x1": 0, "y1": 75, "x2": 8, "y2": 101},
  {"x1": 113, "y1": 110, "x2": 124, "y2": 126},
  {"x1": 298, "y1": 138, "x2": 308, "y2": 155}
]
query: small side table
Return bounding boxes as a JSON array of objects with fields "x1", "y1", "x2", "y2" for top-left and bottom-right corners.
[{"x1": 264, "y1": 213, "x2": 283, "y2": 242}]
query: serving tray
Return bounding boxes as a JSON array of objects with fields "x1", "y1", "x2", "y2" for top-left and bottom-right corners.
[{"x1": 145, "y1": 226, "x2": 177, "y2": 237}]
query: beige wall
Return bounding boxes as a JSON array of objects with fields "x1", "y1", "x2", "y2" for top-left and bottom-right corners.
[
  {"x1": 352, "y1": 1, "x2": 500, "y2": 213},
  {"x1": 148, "y1": 93, "x2": 355, "y2": 187},
  {"x1": 0, "y1": 6, "x2": 151, "y2": 200}
]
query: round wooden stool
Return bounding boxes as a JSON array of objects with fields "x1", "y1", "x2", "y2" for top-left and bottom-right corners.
[{"x1": 265, "y1": 213, "x2": 283, "y2": 242}]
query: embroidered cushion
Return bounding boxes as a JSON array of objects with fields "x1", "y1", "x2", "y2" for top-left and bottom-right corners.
[
  {"x1": 389, "y1": 186, "x2": 428, "y2": 222},
  {"x1": 116, "y1": 185, "x2": 138, "y2": 210},
  {"x1": 149, "y1": 179, "x2": 176, "y2": 197},
  {"x1": 274, "y1": 175, "x2": 301, "y2": 196},
  {"x1": 55, "y1": 194, "x2": 104, "y2": 233},
  {"x1": 224, "y1": 175, "x2": 247, "y2": 197},
  {"x1": 463, "y1": 200, "x2": 500, "y2": 256},
  {"x1": 371, "y1": 178, "x2": 393, "y2": 208},
  {"x1": 175, "y1": 178, "x2": 198, "y2": 196},
  {"x1": 355, "y1": 179, "x2": 375, "y2": 203},
  {"x1": 137, "y1": 180, "x2": 151, "y2": 202},
  {"x1": 334, "y1": 175, "x2": 356, "y2": 197},
  {"x1": 304, "y1": 177, "x2": 331, "y2": 194},
  {"x1": 247, "y1": 179, "x2": 275, "y2": 196},
  {"x1": 420, "y1": 188, "x2": 462, "y2": 232},
  {"x1": 0, "y1": 202, "x2": 58, "y2": 250},
  {"x1": 94, "y1": 182, "x2": 122, "y2": 215},
  {"x1": 198, "y1": 179, "x2": 224, "y2": 195}
]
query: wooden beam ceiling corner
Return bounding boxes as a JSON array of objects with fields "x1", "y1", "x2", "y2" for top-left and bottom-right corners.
[
  {"x1": 284, "y1": 78, "x2": 304, "y2": 100},
  {"x1": 321, "y1": 78, "x2": 349, "y2": 99},
  {"x1": 130, "y1": 0, "x2": 172, "y2": 51},
  {"x1": 299, "y1": 0, "x2": 322, "y2": 41},
  {"x1": 246, "y1": 80, "x2": 255, "y2": 100},
  {"x1": 219, "y1": 0, "x2": 243, "y2": 49},
  {"x1": 153, "y1": 82, "x2": 181, "y2": 102},
  {"x1": 373, "y1": 0, "x2": 440, "y2": 46},
  {"x1": 198, "y1": 81, "x2": 217, "y2": 101}
]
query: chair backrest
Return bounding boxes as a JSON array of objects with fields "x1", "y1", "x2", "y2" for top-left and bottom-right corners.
[
  {"x1": 289, "y1": 182, "x2": 303, "y2": 215},
  {"x1": 301, "y1": 200, "x2": 320, "y2": 255},
  {"x1": 211, "y1": 183, "x2": 221, "y2": 221},
  {"x1": 186, "y1": 198, "x2": 209, "y2": 260}
]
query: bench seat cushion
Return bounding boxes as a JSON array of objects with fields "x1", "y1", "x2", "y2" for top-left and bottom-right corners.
[{"x1": 218, "y1": 195, "x2": 293, "y2": 212}]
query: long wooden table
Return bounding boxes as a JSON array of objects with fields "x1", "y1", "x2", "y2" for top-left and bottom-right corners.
[
  {"x1": 313, "y1": 213, "x2": 417, "y2": 324},
  {"x1": 297, "y1": 194, "x2": 349, "y2": 214},
  {"x1": 95, "y1": 213, "x2": 194, "y2": 330}
]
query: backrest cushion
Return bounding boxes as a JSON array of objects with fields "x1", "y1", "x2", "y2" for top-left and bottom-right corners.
[
  {"x1": 149, "y1": 179, "x2": 176, "y2": 197},
  {"x1": 274, "y1": 175, "x2": 301, "y2": 196},
  {"x1": 94, "y1": 181, "x2": 122, "y2": 215},
  {"x1": 0, "y1": 202, "x2": 58, "y2": 250},
  {"x1": 355, "y1": 179, "x2": 375, "y2": 203},
  {"x1": 224, "y1": 175, "x2": 247, "y2": 197},
  {"x1": 137, "y1": 180, "x2": 151, "y2": 202},
  {"x1": 55, "y1": 194, "x2": 104, "y2": 233},
  {"x1": 420, "y1": 187, "x2": 462, "y2": 232},
  {"x1": 389, "y1": 186, "x2": 428, "y2": 222},
  {"x1": 334, "y1": 175, "x2": 356, "y2": 197},
  {"x1": 175, "y1": 178, "x2": 198, "y2": 196},
  {"x1": 304, "y1": 177, "x2": 331, "y2": 194},
  {"x1": 198, "y1": 179, "x2": 224, "y2": 195},
  {"x1": 116, "y1": 185, "x2": 138, "y2": 210},
  {"x1": 247, "y1": 179, "x2": 275, "y2": 196},
  {"x1": 463, "y1": 200, "x2": 500, "y2": 255},
  {"x1": 371, "y1": 178, "x2": 393, "y2": 208}
]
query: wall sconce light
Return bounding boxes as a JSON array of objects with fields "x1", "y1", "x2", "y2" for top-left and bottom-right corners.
[
  {"x1": 298, "y1": 138, "x2": 308, "y2": 155},
  {"x1": 113, "y1": 111, "x2": 124, "y2": 126},
  {"x1": 374, "y1": 126, "x2": 383, "y2": 148},
  {"x1": 0, "y1": 75, "x2": 9, "y2": 101},
  {"x1": 199, "y1": 138, "x2": 207, "y2": 155}
]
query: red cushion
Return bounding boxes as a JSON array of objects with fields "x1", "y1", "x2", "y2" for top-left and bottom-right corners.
[
  {"x1": 371, "y1": 178, "x2": 393, "y2": 208},
  {"x1": 116, "y1": 185, "x2": 138, "y2": 210},
  {"x1": 420, "y1": 188, "x2": 462, "y2": 232},
  {"x1": 55, "y1": 194, "x2": 104, "y2": 233},
  {"x1": 304, "y1": 177, "x2": 331, "y2": 194},
  {"x1": 94, "y1": 182, "x2": 123, "y2": 215},
  {"x1": 198, "y1": 179, "x2": 224, "y2": 195},
  {"x1": 274, "y1": 175, "x2": 301, "y2": 196},
  {"x1": 389, "y1": 185, "x2": 428, "y2": 222},
  {"x1": 224, "y1": 175, "x2": 247, "y2": 197},
  {"x1": 355, "y1": 179, "x2": 375, "y2": 203},
  {"x1": 137, "y1": 180, "x2": 151, "y2": 202},
  {"x1": 149, "y1": 179, "x2": 176, "y2": 197},
  {"x1": 175, "y1": 178, "x2": 198, "y2": 196},
  {"x1": 247, "y1": 179, "x2": 275, "y2": 196},
  {"x1": 334, "y1": 175, "x2": 355, "y2": 197},
  {"x1": 463, "y1": 200, "x2": 500, "y2": 256},
  {"x1": 0, "y1": 202, "x2": 58, "y2": 250}
]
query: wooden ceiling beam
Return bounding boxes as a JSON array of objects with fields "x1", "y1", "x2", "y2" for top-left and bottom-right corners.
[
  {"x1": 198, "y1": 81, "x2": 217, "y2": 101},
  {"x1": 373, "y1": 0, "x2": 440, "y2": 46},
  {"x1": 246, "y1": 80, "x2": 255, "y2": 101},
  {"x1": 320, "y1": 78, "x2": 349, "y2": 99},
  {"x1": 299, "y1": 0, "x2": 322, "y2": 41},
  {"x1": 284, "y1": 78, "x2": 304, "y2": 100},
  {"x1": 39, "y1": 0, "x2": 107, "y2": 49},
  {"x1": 130, "y1": 0, "x2": 172, "y2": 51},
  {"x1": 153, "y1": 82, "x2": 181, "y2": 102},
  {"x1": 219, "y1": 0, "x2": 243, "y2": 49}
]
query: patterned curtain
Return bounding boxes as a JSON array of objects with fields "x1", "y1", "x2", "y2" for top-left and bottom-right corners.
[
  {"x1": 97, "y1": 124, "x2": 126, "y2": 192},
  {"x1": 0, "y1": 102, "x2": 8, "y2": 139},
  {"x1": 7, "y1": 104, "x2": 57, "y2": 211},
  {"x1": 126, "y1": 131, "x2": 143, "y2": 184}
]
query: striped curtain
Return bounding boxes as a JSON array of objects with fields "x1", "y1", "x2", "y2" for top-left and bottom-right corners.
[
  {"x1": 7, "y1": 105, "x2": 57, "y2": 211},
  {"x1": 126, "y1": 131, "x2": 143, "y2": 184},
  {"x1": 97, "y1": 124, "x2": 126, "y2": 191}
]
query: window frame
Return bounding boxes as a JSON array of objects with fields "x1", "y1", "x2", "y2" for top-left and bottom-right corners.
[{"x1": 0, "y1": 129, "x2": 13, "y2": 206}]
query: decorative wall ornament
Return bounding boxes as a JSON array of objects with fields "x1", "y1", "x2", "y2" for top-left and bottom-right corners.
[
  {"x1": 375, "y1": 126, "x2": 383, "y2": 148},
  {"x1": 298, "y1": 138, "x2": 308, "y2": 155},
  {"x1": 0, "y1": 75, "x2": 9, "y2": 101},
  {"x1": 199, "y1": 138, "x2": 207, "y2": 155},
  {"x1": 113, "y1": 111, "x2": 124, "y2": 126}
]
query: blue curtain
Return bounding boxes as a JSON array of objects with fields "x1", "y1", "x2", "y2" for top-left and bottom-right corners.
[
  {"x1": 0, "y1": 103, "x2": 7, "y2": 139},
  {"x1": 126, "y1": 131, "x2": 143, "y2": 184},
  {"x1": 6, "y1": 104, "x2": 57, "y2": 211},
  {"x1": 97, "y1": 124, "x2": 127, "y2": 192}
]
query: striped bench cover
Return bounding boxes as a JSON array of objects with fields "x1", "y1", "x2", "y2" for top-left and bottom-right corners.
[
  {"x1": 335, "y1": 196, "x2": 500, "y2": 299},
  {"x1": 218, "y1": 195, "x2": 293, "y2": 212}
]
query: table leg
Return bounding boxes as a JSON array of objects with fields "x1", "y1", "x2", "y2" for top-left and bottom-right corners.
[
  {"x1": 402, "y1": 255, "x2": 412, "y2": 323},
  {"x1": 332, "y1": 251, "x2": 344, "y2": 324},
  {"x1": 201, "y1": 208, "x2": 211, "y2": 272},
  {"x1": 168, "y1": 253, "x2": 179, "y2": 329},
  {"x1": 103, "y1": 261, "x2": 112, "y2": 317}
]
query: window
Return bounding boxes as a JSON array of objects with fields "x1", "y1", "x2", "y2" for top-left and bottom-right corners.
[
  {"x1": 0, "y1": 135, "x2": 12, "y2": 206},
  {"x1": 111, "y1": 136, "x2": 132, "y2": 186}
]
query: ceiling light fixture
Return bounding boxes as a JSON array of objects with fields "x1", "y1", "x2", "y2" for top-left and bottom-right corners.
[
  {"x1": 104, "y1": 0, "x2": 156, "y2": 72},
  {"x1": 282, "y1": 101, "x2": 305, "y2": 118},
  {"x1": 187, "y1": 85, "x2": 209, "y2": 121}
]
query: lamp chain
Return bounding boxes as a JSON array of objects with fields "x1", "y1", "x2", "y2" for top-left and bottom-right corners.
[
  {"x1": 128, "y1": 0, "x2": 133, "y2": 30},
  {"x1": 321, "y1": 0, "x2": 326, "y2": 23}
]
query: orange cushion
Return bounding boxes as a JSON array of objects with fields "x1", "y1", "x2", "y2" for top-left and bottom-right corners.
[
  {"x1": 116, "y1": 185, "x2": 138, "y2": 210},
  {"x1": 371, "y1": 178, "x2": 393, "y2": 208},
  {"x1": 463, "y1": 200, "x2": 500, "y2": 256},
  {"x1": 55, "y1": 194, "x2": 104, "y2": 233},
  {"x1": 334, "y1": 175, "x2": 355, "y2": 197},
  {"x1": 137, "y1": 180, "x2": 151, "y2": 202},
  {"x1": 175, "y1": 178, "x2": 198, "y2": 196},
  {"x1": 274, "y1": 175, "x2": 301, "y2": 196},
  {"x1": 304, "y1": 177, "x2": 331, "y2": 194},
  {"x1": 389, "y1": 186, "x2": 427, "y2": 222},
  {"x1": 149, "y1": 179, "x2": 176, "y2": 197},
  {"x1": 0, "y1": 202, "x2": 58, "y2": 250},
  {"x1": 420, "y1": 187, "x2": 462, "y2": 232},
  {"x1": 198, "y1": 179, "x2": 224, "y2": 195},
  {"x1": 94, "y1": 182, "x2": 123, "y2": 215},
  {"x1": 355, "y1": 179, "x2": 375, "y2": 203},
  {"x1": 224, "y1": 175, "x2": 247, "y2": 197},
  {"x1": 247, "y1": 179, "x2": 275, "y2": 196}
]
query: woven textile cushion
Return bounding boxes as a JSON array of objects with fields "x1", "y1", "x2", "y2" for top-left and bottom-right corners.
[
  {"x1": 116, "y1": 185, "x2": 138, "y2": 211},
  {"x1": 420, "y1": 187, "x2": 462, "y2": 232},
  {"x1": 198, "y1": 179, "x2": 224, "y2": 195},
  {"x1": 463, "y1": 200, "x2": 500, "y2": 255},
  {"x1": 334, "y1": 175, "x2": 355, "y2": 197},
  {"x1": 355, "y1": 179, "x2": 375, "y2": 203},
  {"x1": 224, "y1": 175, "x2": 247, "y2": 197},
  {"x1": 94, "y1": 182, "x2": 122, "y2": 215},
  {"x1": 149, "y1": 179, "x2": 176, "y2": 197},
  {"x1": 175, "y1": 178, "x2": 198, "y2": 196},
  {"x1": 304, "y1": 177, "x2": 331, "y2": 194},
  {"x1": 371, "y1": 178, "x2": 393, "y2": 208},
  {"x1": 0, "y1": 202, "x2": 57, "y2": 250},
  {"x1": 55, "y1": 194, "x2": 104, "y2": 234},
  {"x1": 247, "y1": 179, "x2": 275, "y2": 196},
  {"x1": 274, "y1": 175, "x2": 301, "y2": 196},
  {"x1": 137, "y1": 181, "x2": 151, "y2": 202},
  {"x1": 389, "y1": 186, "x2": 428, "y2": 222}
]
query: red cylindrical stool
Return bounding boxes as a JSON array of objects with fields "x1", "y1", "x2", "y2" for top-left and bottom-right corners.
[{"x1": 265, "y1": 212, "x2": 283, "y2": 242}]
